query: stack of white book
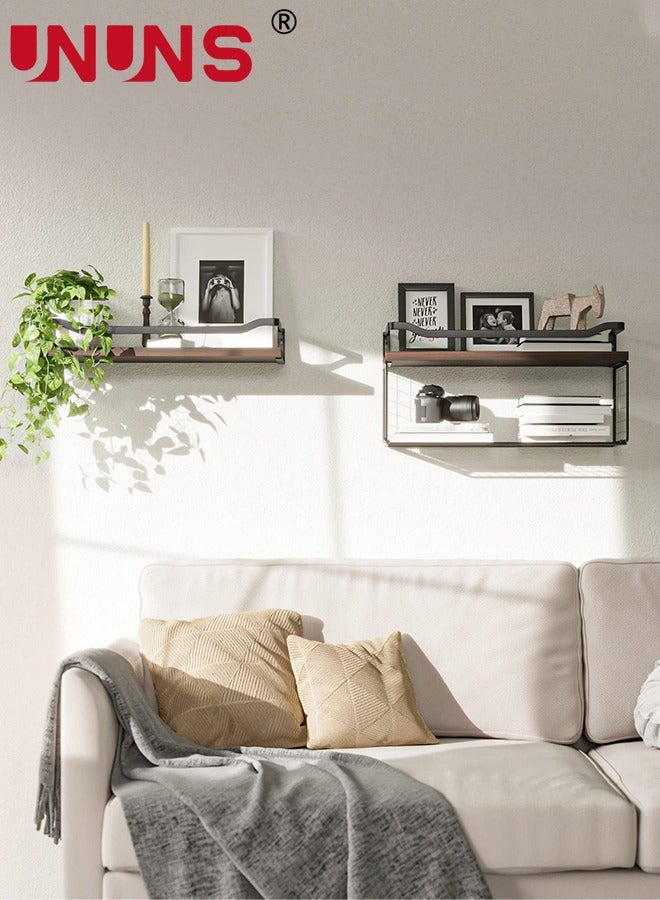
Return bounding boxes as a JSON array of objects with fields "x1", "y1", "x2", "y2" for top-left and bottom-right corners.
[
  {"x1": 517, "y1": 395, "x2": 612, "y2": 442},
  {"x1": 393, "y1": 422, "x2": 494, "y2": 444}
]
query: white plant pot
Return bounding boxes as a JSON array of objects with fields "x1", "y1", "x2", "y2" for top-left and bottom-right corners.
[{"x1": 53, "y1": 300, "x2": 108, "y2": 349}]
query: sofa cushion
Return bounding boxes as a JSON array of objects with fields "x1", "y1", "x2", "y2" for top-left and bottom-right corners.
[
  {"x1": 589, "y1": 741, "x2": 660, "y2": 873},
  {"x1": 580, "y1": 559, "x2": 660, "y2": 743},
  {"x1": 102, "y1": 740, "x2": 636, "y2": 876},
  {"x1": 139, "y1": 560, "x2": 583, "y2": 743},
  {"x1": 287, "y1": 631, "x2": 437, "y2": 749},
  {"x1": 345, "y1": 741, "x2": 636, "y2": 874},
  {"x1": 139, "y1": 609, "x2": 306, "y2": 748}
]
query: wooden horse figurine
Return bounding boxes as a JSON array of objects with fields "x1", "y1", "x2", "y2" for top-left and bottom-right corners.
[{"x1": 537, "y1": 284, "x2": 605, "y2": 330}]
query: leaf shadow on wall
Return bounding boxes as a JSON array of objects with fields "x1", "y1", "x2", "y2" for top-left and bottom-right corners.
[
  {"x1": 75, "y1": 339, "x2": 370, "y2": 493},
  {"x1": 77, "y1": 388, "x2": 221, "y2": 494}
]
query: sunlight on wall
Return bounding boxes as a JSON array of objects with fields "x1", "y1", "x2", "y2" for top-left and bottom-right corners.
[
  {"x1": 299, "y1": 339, "x2": 348, "y2": 367},
  {"x1": 49, "y1": 336, "x2": 630, "y2": 653},
  {"x1": 50, "y1": 359, "x2": 372, "y2": 649},
  {"x1": 379, "y1": 353, "x2": 627, "y2": 560},
  {"x1": 51, "y1": 385, "x2": 222, "y2": 650}
]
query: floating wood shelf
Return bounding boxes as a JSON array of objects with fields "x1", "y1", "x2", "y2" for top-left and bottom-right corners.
[
  {"x1": 55, "y1": 316, "x2": 286, "y2": 364},
  {"x1": 383, "y1": 321, "x2": 629, "y2": 447},
  {"x1": 385, "y1": 350, "x2": 629, "y2": 368},
  {"x1": 74, "y1": 346, "x2": 285, "y2": 364}
]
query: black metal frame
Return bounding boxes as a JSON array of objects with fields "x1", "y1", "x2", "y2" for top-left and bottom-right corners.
[
  {"x1": 613, "y1": 360, "x2": 629, "y2": 445},
  {"x1": 459, "y1": 291, "x2": 535, "y2": 350},
  {"x1": 53, "y1": 299, "x2": 285, "y2": 363},
  {"x1": 137, "y1": 294, "x2": 284, "y2": 359},
  {"x1": 383, "y1": 322, "x2": 628, "y2": 447},
  {"x1": 384, "y1": 321, "x2": 624, "y2": 352}
]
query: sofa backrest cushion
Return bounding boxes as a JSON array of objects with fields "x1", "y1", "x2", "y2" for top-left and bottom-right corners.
[
  {"x1": 139, "y1": 560, "x2": 583, "y2": 743},
  {"x1": 581, "y1": 559, "x2": 660, "y2": 743}
]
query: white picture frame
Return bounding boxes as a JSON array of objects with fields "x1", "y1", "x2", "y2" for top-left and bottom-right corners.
[{"x1": 169, "y1": 227, "x2": 273, "y2": 347}]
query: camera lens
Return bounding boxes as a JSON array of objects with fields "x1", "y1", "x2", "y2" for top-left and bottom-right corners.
[
  {"x1": 415, "y1": 385, "x2": 480, "y2": 424},
  {"x1": 445, "y1": 395, "x2": 480, "y2": 421}
]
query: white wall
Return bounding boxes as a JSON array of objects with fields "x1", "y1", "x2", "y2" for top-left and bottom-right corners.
[{"x1": 1, "y1": 1, "x2": 659, "y2": 895}]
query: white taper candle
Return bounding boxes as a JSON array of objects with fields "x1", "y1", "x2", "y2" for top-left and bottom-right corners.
[{"x1": 142, "y1": 222, "x2": 151, "y2": 296}]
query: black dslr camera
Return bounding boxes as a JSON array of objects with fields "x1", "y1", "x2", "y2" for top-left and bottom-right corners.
[{"x1": 415, "y1": 385, "x2": 480, "y2": 423}]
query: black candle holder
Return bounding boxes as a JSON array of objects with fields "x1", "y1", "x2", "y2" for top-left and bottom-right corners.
[{"x1": 140, "y1": 294, "x2": 152, "y2": 347}]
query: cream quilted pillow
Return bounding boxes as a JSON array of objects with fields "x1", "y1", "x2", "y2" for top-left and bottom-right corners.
[
  {"x1": 139, "y1": 609, "x2": 307, "y2": 748},
  {"x1": 635, "y1": 659, "x2": 660, "y2": 748},
  {"x1": 287, "y1": 631, "x2": 438, "y2": 750}
]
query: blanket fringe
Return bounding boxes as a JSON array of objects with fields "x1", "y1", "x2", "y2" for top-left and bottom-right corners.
[{"x1": 35, "y1": 783, "x2": 60, "y2": 844}]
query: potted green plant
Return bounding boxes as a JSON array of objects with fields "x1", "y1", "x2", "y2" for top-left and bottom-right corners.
[{"x1": 0, "y1": 267, "x2": 115, "y2": 462}]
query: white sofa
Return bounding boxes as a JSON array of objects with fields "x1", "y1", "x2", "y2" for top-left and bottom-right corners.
[{"x1": 60, "y1": 559, "x2": 660, "y2": 900}]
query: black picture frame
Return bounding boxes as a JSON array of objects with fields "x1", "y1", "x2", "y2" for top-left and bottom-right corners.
[
  {"x1": 397, "y1": 283, "x2": 455, "y2": 350},
  {"x1": 460, "y1": 292, "x2": 534, "y2": 350}
]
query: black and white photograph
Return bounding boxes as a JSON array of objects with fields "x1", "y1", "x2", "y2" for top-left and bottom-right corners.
[
  {"x1": 398, "y1": 283, "x2": 455, "y2": 350},
  {"x1": 460, "y1": 292, "x2": 534, "y2": 350},
  {"x1": 170, "y1": 228, "x2": 273, "y2": 347},
  {"x1": 199, "y1": 260, "x2": 245, "y2": 324}
]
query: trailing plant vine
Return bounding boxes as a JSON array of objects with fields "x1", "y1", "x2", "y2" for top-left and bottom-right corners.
[{"x1": 0, "y1": 268, "x2": 115, "y2": 462}]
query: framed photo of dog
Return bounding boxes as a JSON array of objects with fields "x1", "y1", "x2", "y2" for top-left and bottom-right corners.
[{"x1": 170, "y1": 228, "x2": 273, "y2": 347}]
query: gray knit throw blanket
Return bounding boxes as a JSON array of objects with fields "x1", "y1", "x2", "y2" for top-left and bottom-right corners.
[{"x1": 36, "y1": 649, "x2": 491, "y2": 900}]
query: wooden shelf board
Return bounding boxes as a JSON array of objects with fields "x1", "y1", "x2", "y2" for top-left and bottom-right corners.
[
  {"x1": 385, "y1": 350, "x2": 628, "y2": 368},
  {"x1": 74, "y1": 347, "x2": 284, "y2": 364}
]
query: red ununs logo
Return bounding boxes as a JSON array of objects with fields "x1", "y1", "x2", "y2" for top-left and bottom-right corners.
[{"x1": 10, "y1": 25, "x2": 253, "y2": 82}]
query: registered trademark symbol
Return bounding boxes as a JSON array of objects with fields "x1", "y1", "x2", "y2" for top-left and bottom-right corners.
[{"x1": 272, "y1": 9, "x2": 297, "y2": 33}]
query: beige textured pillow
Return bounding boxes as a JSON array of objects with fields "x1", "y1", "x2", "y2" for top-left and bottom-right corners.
[
  {"x1": 287, "y1": 631, "x2": 438, "y2": 750},
  {"x1": 139, "y1": 609, "x2": 307, "y2": 748}
]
